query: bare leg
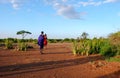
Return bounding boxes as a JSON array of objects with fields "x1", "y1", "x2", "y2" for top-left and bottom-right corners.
[
  {"x1": 40, "y1": 45, "x2": 44, "y2": 54},
  {"x1": 40, "y1": 49, "x2": 43, "y2": 54}
]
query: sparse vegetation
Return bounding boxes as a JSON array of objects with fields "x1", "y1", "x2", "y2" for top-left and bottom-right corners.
[
  {"x1": 5, "y1": 38, "x2": 13, "y2": 49},
  {"x1": 0, "y1": 30, "x2": 120, "y2": 62},
  {"x1": 72, "y1": 31, "x2": 120, "y2": 61}
]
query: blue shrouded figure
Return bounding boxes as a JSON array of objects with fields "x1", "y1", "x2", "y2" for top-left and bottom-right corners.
[{"x1": 38, "y1": 31, "x2": 44, "y2": 54}]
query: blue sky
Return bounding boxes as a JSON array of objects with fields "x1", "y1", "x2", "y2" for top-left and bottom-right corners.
[{"x1": 0, "y1": 0, "x2": 120, "y2": 39}]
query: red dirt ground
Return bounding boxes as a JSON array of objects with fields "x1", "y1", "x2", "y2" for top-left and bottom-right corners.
[{"x1": 0, "y1": 43, "x2": 120, "y2": 78}]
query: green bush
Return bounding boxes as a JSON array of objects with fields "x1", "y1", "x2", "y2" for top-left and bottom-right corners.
[
  {"x1": 100, "y1": 41, "x2": 116, "y2": 58},
  {"x1": 72, "y1": 40, "x2": 79, "y2": 55},
  {"x1": 115, "y1": 45, "x2": 120, "y2": 55},
  {"x1": 72, "y1": 31, "x2": 120, "y2": 59},
  {"x1": 33, "y1": 39, "x2": 38, "y2": 44},
  {"x1": 17, "y1": 40, "x2": 27, "y2": 51},
  {"x1": 109, "y1": 31, "x2": 120, "y2": 56},
  {"x1": 73, "y1": 39, "x2": 91, "y2": 56},
  {"x1": 106, "y1": 57, "x2": 120, "y2": 62},
  {"x1": 89, "y1": 39, "x2": 101, "y2": 54},
  {"x1": 79, "y1": 40, "x2": 90, "y2": 56},
  {"x1": 5, "y1": 38, "x2": 13, "y2": 49}
]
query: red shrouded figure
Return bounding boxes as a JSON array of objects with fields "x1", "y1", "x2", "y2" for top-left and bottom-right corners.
[{"x1": 44, "y1": 34, "x2": 47, "y2": 47}]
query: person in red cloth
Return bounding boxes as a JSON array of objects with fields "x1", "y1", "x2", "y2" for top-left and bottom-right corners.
[{"x1": 44, "y1": 34, "x2": 48, "y2": 49}]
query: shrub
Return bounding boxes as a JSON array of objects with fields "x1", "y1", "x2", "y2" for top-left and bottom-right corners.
[
  {"x1": 17, "y1": 40, "x2": 27, "y2": 51},
  {"x1": 33, "y1": 39, "x2": 38, "y2": 44},
  {"x1": 5, "y1": 38, "x2": 13, "y2": 49},
  {"x1": 100, "y1": 41, "x2": 116, "y2": 58},
  {"x1": 106, "y1": 57, "x2": 120, "y2": 62},
  {"x1": 109, "y1": 31, "x2": 120, "y2": 56},
  {"x1": 72, "y1": 40, "x2": 79, "y2": 55},
  {"x1": 75, "y1": 39, "x2": 91, "y2": 56}
]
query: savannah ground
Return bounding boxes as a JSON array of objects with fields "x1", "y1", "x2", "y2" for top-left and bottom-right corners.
[{"x1": 0, "y1": 43, "x2": 120, "y2": 78}]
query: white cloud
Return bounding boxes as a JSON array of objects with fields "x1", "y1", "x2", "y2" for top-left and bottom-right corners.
[
  {"x1": 43, "y1": 0, "x2": 119, "y2": 19},
  {"x1": 78, "y1": 1, "x2": 102, "y2": 7},
  {"x1": 77, "y1": 0, "x2": 119, "y2": 7},
  {"x1": 10, "y1": 0, "x2": 29, "y2": 9},
  {"x1": 0, "y1": 0, "x2": 20, "y2": 9},
  {"x1": 103, "y1": 0, "x2": 118, "y2": 3},
  {"x1": 0, "y1": 0, "x2": 28, "y2": 9},
  {"x1": 0, "y1": 0, "x2": 119, "y2": 19},
  {"x1": 56, "y1": 5, "x2": 81, "y2": 19},
  {"x1": 62, "y1": 0, "x2": 67, "y2": 2},
  {"x1": 45, "y1": 0, "x2": 85, "y2": 19},
  {"x1": 10, "y1": 0, "x2": 20, "y2": 9}
]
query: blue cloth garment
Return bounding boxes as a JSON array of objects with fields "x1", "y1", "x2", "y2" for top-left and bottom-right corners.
[{"x1": 38, "y1": 35, "x2": 44, "y2": 49}]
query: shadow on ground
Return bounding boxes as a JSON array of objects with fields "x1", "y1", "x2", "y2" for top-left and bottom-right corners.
[
  {"x1": 0, "y1": 55, "x2": 104, "y2": 77},
  {"x1": 44, "y1": 51, "x2": 71, "y2": 54},
  {"x1": 98, "y1": 69, "x2": 120, "y2": 78}
]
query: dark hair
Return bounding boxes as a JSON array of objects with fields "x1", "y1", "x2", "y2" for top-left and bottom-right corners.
[{"x1": 41, "y1": 31, "x2": 44, "y2": 34}]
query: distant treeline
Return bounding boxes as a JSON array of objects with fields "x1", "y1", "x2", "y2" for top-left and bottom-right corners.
[{"x1": 0, "y1": 38, "x2": 75, "y2": 43}]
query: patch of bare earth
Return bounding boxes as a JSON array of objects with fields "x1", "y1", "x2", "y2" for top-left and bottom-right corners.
[{"x1": 0, "y1": 43, "x2": 120, "y2": 78}]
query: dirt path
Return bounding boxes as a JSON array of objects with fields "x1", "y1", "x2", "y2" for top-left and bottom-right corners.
[{"x1": 0, "y1": 43, "x2": 120, "y2": 78}]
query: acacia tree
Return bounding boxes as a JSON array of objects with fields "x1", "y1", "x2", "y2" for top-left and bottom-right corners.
[
  {"x1": 81, "y1": 32, "x2": 89, "y2": 39},
  {"x1": 16, "y1": 30, "x2": 32, "y2": 39},
  {"x1": 16, "y1": 30, "x2": 32, "y2": 51}
]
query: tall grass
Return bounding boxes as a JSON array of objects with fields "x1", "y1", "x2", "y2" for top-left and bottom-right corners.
[
  {"x1": 72, "y1": 38, "x2": 118, "y2": 58},
  {"x1": 72, "y1": 40, "x2": 79, "y2": 55}
]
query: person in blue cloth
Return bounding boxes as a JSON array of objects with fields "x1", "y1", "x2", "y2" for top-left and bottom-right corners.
[{"x1": 38, "y1": 31, "x2": 44, "y2": 54}]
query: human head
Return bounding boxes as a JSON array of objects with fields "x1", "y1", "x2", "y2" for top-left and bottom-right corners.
[
  {"x1": 45, "y1": 33, "x2": 47, "y2": 36},
  {"x1": 41, "y1": 31, "x2": 44, "y2": 35}
]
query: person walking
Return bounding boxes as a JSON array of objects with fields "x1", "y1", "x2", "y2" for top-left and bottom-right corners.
[
  {"x1": 44, "y1": 34, "x2": 48, "y2": 49},
  {"x1": 38, "y1": 31, "x2": 44, "y2": 54}
]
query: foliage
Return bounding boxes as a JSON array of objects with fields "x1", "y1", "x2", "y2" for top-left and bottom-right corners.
[
  {"x1": 72, "y1": 32, "x2": 90, "y2": 56},
  {"x1": 63, "y1": 38, "x2": 72, "y2": 42},
  {"x1": 0, "y1": 39, "x2": 5, "y2": 43},
  {"x1": 16, "y1": 30, "x2": 32, "y2": 39},
  {"x1": 48, "y1": 39, "x2": 58, "y2": 43},
  {"x1": 77, "y1": 39, "x2": 91, "y2": 56},
  {"x1": 72, "y1": 31, "x2": 119, "y2": 58},
  {"x1": 5, "y1": 38, "x2": 13, "y2": 49},
  {"x1": 89, "y1": 38, "x2": 106, "y2": 54},
  {"x1": 72, "y1": 40, "x2": 79, "y2": 55},
  {"x1": 109, "y1": 31, "x2": 120, "y2": 56},
  {"x1": 106, "y1": 56, "x2": 120, "y2": 62},
  {"x1": 17, "y1": 40, "x2": 27, "y2": 51},
  {"x1": 80, "y1": 32, "x2": 89, "y2": 39},
  {"x1": 16, "y1": 30, "x2": 32, "y2": 51},
  {"x1": 100, "y1": 41, "x2": 115, "y2": 57},
  {"x1": 48, "y1": 38, "x2": 75, "y2": 43},
  {"x1": 32, "y1": 39, "x2": 38, "y2": 44}
]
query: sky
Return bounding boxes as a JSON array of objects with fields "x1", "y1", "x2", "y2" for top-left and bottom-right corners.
[{"x1": 0, "y1": 0, "x2": 120, "y2": 39}]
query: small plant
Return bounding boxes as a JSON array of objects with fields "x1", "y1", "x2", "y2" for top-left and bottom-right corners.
[
  {"x1": 5, "y1": 38, "x2": 13, "y2": 49},
  {"x1": 17, "y1": 40, "x2": 27, "y2": 51},
  {"x1": 72, "y1": 40, "x2": 79, "y2": 55}
]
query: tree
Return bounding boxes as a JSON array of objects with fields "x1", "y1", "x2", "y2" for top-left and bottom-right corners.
[
  {"x1": 80, "y1": 32, "x2": 89, "y2": 39},
  {"x1": 16, "y1": 30, "x2": 32, "y2": 39},
  {"x1": 109, "y1": 31, "x2": 120, "y2": 45},
  {"x1": 109, "y1": 31, "x2": 120, "y2": 55}
]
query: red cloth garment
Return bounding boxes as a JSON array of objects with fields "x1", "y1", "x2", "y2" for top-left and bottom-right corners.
[{"x1": 44, "y1": 35, "x2": 47, "y2": 45}]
